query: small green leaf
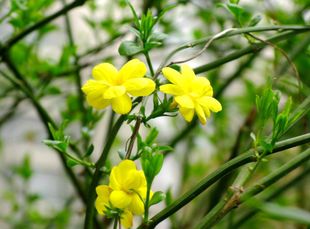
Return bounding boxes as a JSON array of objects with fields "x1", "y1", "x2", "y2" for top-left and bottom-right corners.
[
  {"x1": 145, "y1": 128, "x2": 159, "y2": 145},
  {"x1": 66, "y1": 158, "x2": 79, "y2": 167},
  {"x1": 85, "y1": 144, "x2": 94, "y2": 157},
  {"x1": 149, "y1": 191, "x2": 166, "y2": 206},
  {"x1": 151, "y1": 153, "x2": 164, "y2": 176},
  {"x1": 155, "y1": 145, "x2": 173, "y2": 152},
  {"x1": 117, "y1": 149, "x2": 126, "y2": 160},
  {"x1": 118, "y1": 41, "x2": 143, "y2": 56},
  {"x1": 15, "y1": 154, "x2": 32, "y2": 180},
  {"x1": 43, "y1": 139, "x2": 68, "y2": 153},
  {"x1": 248, "y1": 14, "x2": 262, "y2": 26}
]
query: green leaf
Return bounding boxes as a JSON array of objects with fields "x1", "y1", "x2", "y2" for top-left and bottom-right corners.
[
  {"x1": 151, "y1": 153, "x2": 164, "y2": 176},
  {"x1": 145, "y1": 128, "x2": 159, "y2": 145},
  {"x1": 219, "y1": 3, "x2": 252, "y2": 26},
  {"x1": 118, "y1": 41, "x2": 143, "y2": 56},
  {"x1": 149, "y1": 191, "x2": 166, "y2": 206},
  {"x1": 66, "y1": 158, "x2": 79, "y2": 167},
  {"x1": 43, "y1": 139, "x2": 68, "y2": 153},
  {"x1": 15, "y1": 154, "x2": 32, "y2": 180},
  {"x1": 85, "y1": 144, "x2": 94, "y2": 157},
  {"x1": 248, "y1": 14, "x2": 262, "y2": 26},
  {"x1": 155, "y1": 145, "x2": 173, "y2": 152}
]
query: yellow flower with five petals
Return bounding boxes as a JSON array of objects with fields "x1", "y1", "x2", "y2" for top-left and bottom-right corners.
[
  {"x1": 160, "y1": 64, "x2": 222, "y2": 124},
  {"x1": 82, "y1": 59, "x2": 155, "y2": 114}
]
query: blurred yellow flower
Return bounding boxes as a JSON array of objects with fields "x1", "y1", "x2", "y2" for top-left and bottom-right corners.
[
  {"x1": 109, "y1": 160, "x2": 148, "y2": 215},
  {"x1": 95, "y1": 185, "x2": 133, "y2": 228},
  {"x1": 82, "y1": 59, "x2": 155, "y2": 114},
  {"x1": 160, "y1": 64, "x2": 222, "y2": 124}
]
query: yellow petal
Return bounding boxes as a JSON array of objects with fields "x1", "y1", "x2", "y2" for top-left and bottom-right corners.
[
  {"x1": 109, "y1": 160, "x2": 137, "y2": 190},
  {"x1": 96, "y1": 185, "x2": 111, "y2": 197},
  {"x1": 195, "y1": 104, "x2": 206, "y2": 125},
  {"x1": 162, "y1": 67, "x2": 182, "y2": 85},
  {"x1": 175, "y1": 95, "x2": 194, "y2": 108},
  {"x1": 124, "y1": 78, "x2": 155, "y2": 96},
  {"x1": 181, "y1": 64, "x2": 196, "y2": 80},
  {"x1": 95, "y1": 185, "x2": 111, "y2": 215},
  {"x1": 159, "y1": 84, "x2": 184, "y2": 95},
  {"x1": 199, "y1": 96, "x2": 222, "y2": 112},
  {"x1": 111, "y1": 94, "x2": 132, "y2": 114},
  {"x1": 123, "y1": 170, "x2": 143, "y2": 190},
  {"x1": 128, "y1": 193, "x2": 145, "y2": 215},
  {"x1": 179, "y1": 107, "x2": 194, "y2": 122},
  {"x1": 110, "y1": 190, "x2": 132, "y2": 209},
  {"x1": 95, "y1": 197, "x2": 109, "y2": 215},
  {"x1": 119, "y1": 59, "x2": 147, "y2": 81},
  {"x1": 82, "y1": 80, "x2": 110, "y2": 109},
  {"x1": 120, "y1": 210, "x2": 133, "y2": 228},
  {"x1": 92, "y1": 63, "x2": 118, "y2": 84},
  {"x1": 109, "y1": 167, "x2": 121, "y2": 190},
  {"x1": 191, "y1": 77, "x2": 212, "y2": 96},
  {"x1": 103, "y1": 85, "x2": 126, "y2": 99}
]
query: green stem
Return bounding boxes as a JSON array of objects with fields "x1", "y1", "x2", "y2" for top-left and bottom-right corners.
[
  {"x1": 84, "y1": 115, "x2": 125, "y2": 229},
  {"x1": 196, "y1": 148, "x2": 310, "y2": 228},
  {"x1": 154, "y1": 25, "x2": 310, "y2": 78},
  {"x1": 1, "y1": 62, "x2": 88, "y2": 204},
  {"x1": 233, "y1": 164, "x2": 310, "y2": 227},
  {"x1": 163, "y1": 29, "x2": 309, "y2": 158},
  {"x1": 193, "y1": 30, "x2": 306, "y2": 74},
  {"x1": 125, "y1": 117, "x2": 142, "y2": 159},
  {"x1": 138, "y1": 133, "x2": 310, "y2": 228},
  {"x1": 113, "y1": 217, "x2": 118, "y2": 229},
  {"x1": 144, "y1": 181, "x2": 152, "y2": 222},
  {"x1": 145, "y1": 51, "x2": 155, "y2": 76},
  {"x1": 62, "y1": 0, "x2": 87, "y2": 129}
]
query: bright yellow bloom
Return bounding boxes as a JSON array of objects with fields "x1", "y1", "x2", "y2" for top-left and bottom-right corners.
[
  {"x1": 160, "y1": 64, "x2": 222, "y2": 124},
  {"x1": 82, "y1": 59, "x2": 156, "y2": 114},
  {"x1": 95, "y1": 185, "x2": 133, "y2": 228},
  {"x1": 95, "y1": 160, "x2": 149, "y2": 228},
  {"x1": 109, "y1": 160, "x2": 148, "y2": 215}
]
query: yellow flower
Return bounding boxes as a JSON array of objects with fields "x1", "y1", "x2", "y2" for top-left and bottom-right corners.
[
  {"x1": 82, "y1": 59, "x2": 156, "y2": 114},
  {"x1": 160, "y1": 64, "x2": 222, "y2": 124},
  {"x1": 109, "y1": 160, "x2": 148, "y2": 215},
  {"x1": 95, "y1": 185, "x2": 133, "y2": 228}
]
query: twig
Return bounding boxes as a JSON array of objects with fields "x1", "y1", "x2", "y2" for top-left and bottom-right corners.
[
  {"x1": 170, "y1": 28, "x2": 236, "y2": 65},
  {"x1": 84, "y1": 115, "x2": 126, "y2": 229},
  {"x1": 246, "y1": 32, "x2": 301, "y2": 90},
  {"x1": 233, "y1": 164, "x2": 310, "y2": 227},
  {"x1": 137, "y1": 133, "x2": 310, "y2": 228},
  {"x1": 154, "y1": 25, "x2": 310, "y2": 79},
  {"x1": 125, "y1": 117, "x2": 142, "y2": 159},
  {"x1": 0, "y1": 0, "x2": 87, "y2": 54},
  {"x1": 196, "y1": 147, "x2": 310, "y2": 228}
]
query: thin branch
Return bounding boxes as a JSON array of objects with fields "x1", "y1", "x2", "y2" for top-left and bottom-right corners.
[
  {"x1": 84, "y1": 115, "x2": 126, "y2": 229},
  {"x1": 170, "y1": 28, "x2": 236, "y2": 65},
  {"x1": 0, "y1": 0, "x2": 87, "y2": 54},
  {"x1": 125, "y1": 117, "x2": 142, "y2": 159},
  {"x1": 196, "y1": 147, "x2": 310, "y2": 228},
  {"x1": 193, "y1": 30, "x2": 306, "y2": 74},
  {"x1": 0, "y1": 58, "x2": 87, "y2": 204},
  {"x1": 154, "y1": 25, "x2": 310, "y2": 79},
  {"x1": 138, "y1": 133, "x2": 310, "y2": 228},
  {"x1": 233, "y1": 164, "x2": 310, "y2": 227}
]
